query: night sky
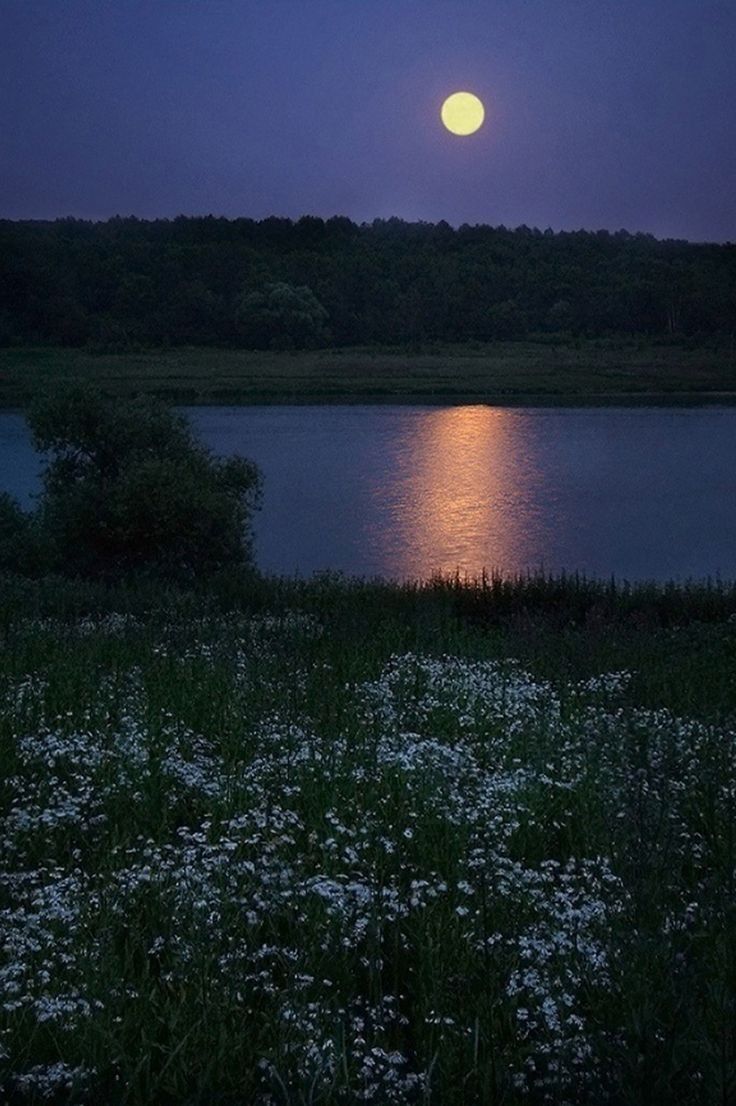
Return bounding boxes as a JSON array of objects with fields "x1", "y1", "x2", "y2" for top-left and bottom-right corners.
[{"x1": 2, "y1": 0, "x2": 734, "y2": 241}]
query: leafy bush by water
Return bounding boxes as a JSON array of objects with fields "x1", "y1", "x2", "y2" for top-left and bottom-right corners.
[{"x1": 2, "y1": 387, "x2": 261, "y2": 582}]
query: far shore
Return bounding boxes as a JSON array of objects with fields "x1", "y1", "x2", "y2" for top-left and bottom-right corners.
[{"x1": 2, "y1": 340, "x2": 735, "y2": 408}]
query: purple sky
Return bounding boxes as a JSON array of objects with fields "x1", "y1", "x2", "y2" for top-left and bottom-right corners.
[{"x1": 1, "y1": 0, "x2": 734, "y2": 241}]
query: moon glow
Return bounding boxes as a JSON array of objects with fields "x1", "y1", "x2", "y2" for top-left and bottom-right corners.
[{"x1": 441, "y1": 91, "x2": 485, "y2": 136}]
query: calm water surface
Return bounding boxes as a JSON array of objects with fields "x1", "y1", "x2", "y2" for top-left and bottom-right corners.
[{"x1": 2, "y1": 404, "x2": 736, "y2": 581}]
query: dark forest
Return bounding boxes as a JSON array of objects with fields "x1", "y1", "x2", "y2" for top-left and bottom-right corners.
[{"x1": 1, "y1": 215, "x2": 735, "y2": 350}]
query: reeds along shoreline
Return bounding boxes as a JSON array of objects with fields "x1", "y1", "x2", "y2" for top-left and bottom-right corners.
[{"x1": 2, "y1": 570, "x2": 736, "y2": 1103}]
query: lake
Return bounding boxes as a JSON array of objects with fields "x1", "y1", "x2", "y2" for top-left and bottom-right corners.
[{"x1": 2, "y1": 404, "x2": 736, "y2": 582}]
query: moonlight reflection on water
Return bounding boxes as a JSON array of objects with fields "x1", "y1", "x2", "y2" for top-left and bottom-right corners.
[
  {"x1": 370, "y1": 406, "x2": 554, "y2": 579},
  {"x1": 2, "y1": 403, "x2": 736, "y2": 581}
]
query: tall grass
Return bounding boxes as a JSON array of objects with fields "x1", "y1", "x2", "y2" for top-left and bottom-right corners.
[
  {"x1": 3, "y1": 341, "x2": 736, "y2": 407},
  {"x1": 2, "y1": 571, "x2": 736, "y2": 1103}
]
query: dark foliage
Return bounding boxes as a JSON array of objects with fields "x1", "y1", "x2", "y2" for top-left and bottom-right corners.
[
  {"x1": 236, "y1": 280, "x2": 330, "y2": 348},
  {"x1": 1, "y1": 215, "x2": 734, "y2": 350},
  {"x1": 0, "y1": 492, "x2": 48, "y2": 575},
  {"x1": 23, "y1": 387, "x2": 261, "y2": 580}
]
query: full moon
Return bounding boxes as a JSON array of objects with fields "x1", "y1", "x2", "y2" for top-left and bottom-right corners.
[{"x1": 441, "y1": 91, "x2": 485, "y2": 136}]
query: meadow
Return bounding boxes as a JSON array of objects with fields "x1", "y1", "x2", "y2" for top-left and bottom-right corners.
[
  {"x1": 2, "y1": 570, "x2": 736, "y2": 1104},
  {"x1": 2, "y1": 340, "x2": 736, "y2": 408}
]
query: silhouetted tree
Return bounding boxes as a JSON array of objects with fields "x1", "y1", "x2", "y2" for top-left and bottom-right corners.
[{"x1": 26, "y1": 387, "x2": 261, "y2": 581}]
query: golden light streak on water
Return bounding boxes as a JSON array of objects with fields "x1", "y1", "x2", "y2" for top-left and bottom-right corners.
[{"x1": 373, "y1": 405, "x2": 546, "y2": 579}]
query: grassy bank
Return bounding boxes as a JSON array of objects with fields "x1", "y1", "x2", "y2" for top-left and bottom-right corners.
[
  {"x1": 2, "y1": 340, "x2": 736, "y2": 407},
  {"x1": 2, "y1": 570, "x2": 736, "y2": 1104}
]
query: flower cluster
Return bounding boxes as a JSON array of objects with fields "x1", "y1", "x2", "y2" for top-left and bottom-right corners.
[{"x1": 1, "y1": 613, "x2": 734, "y2": 1104}]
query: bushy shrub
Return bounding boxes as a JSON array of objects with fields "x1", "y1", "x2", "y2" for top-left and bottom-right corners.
[
  {"x1": 0, "y1": 492, "x2": 48, "y2": 575},
  {"x1": 26, "y1": 387, "x2": 262, "y2": 581},
  {"x1": 236, "y1": 281, "x2": 329, "y2": 349},
  {"x1": 0, "y1": 492, "x2": 30, "y2": 572}
]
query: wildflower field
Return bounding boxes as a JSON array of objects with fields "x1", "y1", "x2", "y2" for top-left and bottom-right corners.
[{"x1": 2, "y1": 572, "x2": 736, "y2": 1104}]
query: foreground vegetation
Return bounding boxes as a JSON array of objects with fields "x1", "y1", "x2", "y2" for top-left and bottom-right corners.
[
  {"x1": 2, "y1": 570, "x2": 736, "y2": 1104},
  {"x1": 2, "y1": 340, "x2": 736, "y2": 407}
]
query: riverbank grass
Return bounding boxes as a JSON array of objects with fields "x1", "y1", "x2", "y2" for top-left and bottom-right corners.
[
  {"x1": 2, "y1": 340, "x2": 736, "y2": 406},
  {"x1": 2, "y1": 572, "x2": 736, "y2": 1103}
]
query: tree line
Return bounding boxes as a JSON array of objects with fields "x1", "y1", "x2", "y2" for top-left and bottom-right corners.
[{"x1": 1, "y1": 214, "x2": 734, "y2": 350}]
